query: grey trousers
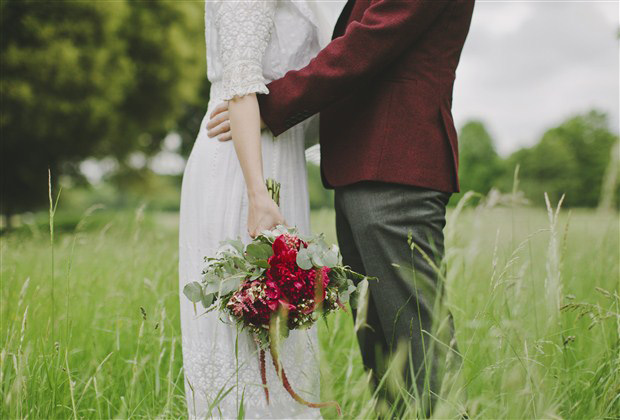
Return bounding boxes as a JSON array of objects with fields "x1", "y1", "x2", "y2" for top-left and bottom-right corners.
[{"x1": 335, "y1": 181, "x2": 451, "y2": 407}]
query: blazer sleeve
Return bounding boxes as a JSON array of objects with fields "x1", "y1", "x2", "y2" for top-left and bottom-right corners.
[{"x1": 258, "y1": 0, "x2": 451, "y2": 136}]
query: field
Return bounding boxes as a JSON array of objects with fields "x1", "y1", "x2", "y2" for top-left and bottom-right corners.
[{"x1": 1, "y1": 198, "x2": 619, "y2": 419}]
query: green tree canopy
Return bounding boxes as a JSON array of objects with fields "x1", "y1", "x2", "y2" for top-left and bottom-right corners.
[
  {"x1": 457, "y1": 120, "x2": 503, "y2": 195},
  {"x1": 505, "y1": 111, "x2": 618, "y2": 207},
  {"x1": 1, "y1": 0, "x2": 206, "y2": 217}
]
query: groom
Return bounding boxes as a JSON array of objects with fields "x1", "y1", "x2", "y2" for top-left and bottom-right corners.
[{"x1": 208, "y1": 0, "x2": 475, "y2": 413}]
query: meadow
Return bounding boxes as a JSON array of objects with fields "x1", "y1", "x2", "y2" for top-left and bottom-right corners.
[{"x1": 1, "y1": 194, "x2": 619, "y2": 419}]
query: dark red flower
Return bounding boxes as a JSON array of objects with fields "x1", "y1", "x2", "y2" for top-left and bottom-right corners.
[
  {"x1": 229, "y1": 234, "x2": 334, "y2": 329},
  {"x1": 272, "y1": 233, "x2": 303, "y2": 255},
  {"x1": 227, "y1": 280, "x2": 278, "y2": 327}
]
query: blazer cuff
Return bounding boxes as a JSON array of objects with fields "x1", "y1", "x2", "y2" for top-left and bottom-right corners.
[
  {"x1": 257, "y1": 92, "x2": 286, "y2": 136},
  {"x1": 258, "y1": 92, "x2": 315, "y2": 137}
]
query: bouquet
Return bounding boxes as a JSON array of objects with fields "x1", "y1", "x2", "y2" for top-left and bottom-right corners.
[{"x1": 183, "y1": 179, "x2": 369, "y2": 414}]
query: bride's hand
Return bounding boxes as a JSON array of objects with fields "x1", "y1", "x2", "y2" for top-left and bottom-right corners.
[{"x1": 248, "y1": 191, "x2": 285, "y2": 238}]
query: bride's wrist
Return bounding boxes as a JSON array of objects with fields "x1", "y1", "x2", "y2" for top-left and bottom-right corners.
[{"x1": 247, "y1": 184, "x2": 269, "y2": 202}]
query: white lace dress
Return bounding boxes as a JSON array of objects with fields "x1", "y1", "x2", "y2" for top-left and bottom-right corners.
[{"x1": 178, "y1": 1, "x2": 324, "y2": 418}]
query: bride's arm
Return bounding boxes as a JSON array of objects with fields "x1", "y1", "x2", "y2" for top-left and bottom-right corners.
[
  {"x1": 215, "y1": 0, "x2": 283, "y2": 236},
  {"x1": 228, "y1": 94, "x2": 284, "y2": 237}
]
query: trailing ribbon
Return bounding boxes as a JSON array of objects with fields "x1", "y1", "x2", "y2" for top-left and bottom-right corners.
[
  {"x1": 257, "y1": 343, "x2": 342, "y2": 416},
  {"x1": 259, "y1": 348, "x2": 269, "y2": 404}
]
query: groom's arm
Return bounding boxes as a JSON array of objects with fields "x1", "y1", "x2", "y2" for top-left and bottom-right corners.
[{"x1": 258, "y1": 0, "x2": 452, "y2": 136}]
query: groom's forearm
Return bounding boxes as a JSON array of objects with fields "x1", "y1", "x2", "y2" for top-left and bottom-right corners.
[{"x1": 259, "y1": 0, "x2": 452, "y2": 137}]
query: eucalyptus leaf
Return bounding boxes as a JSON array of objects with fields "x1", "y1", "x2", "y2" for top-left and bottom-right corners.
[
  {"x1": 330, "y1": 244, "x2": 343, "y2": 264},
  {"x1": 219, "y1": 275, "x2": 245, "y2": 295},
  {"x1": 259, "y1": 230, "x2": 276, "y2": 242},
  {"x1": 306, "y1": 243, "x2": 318, "y2": 255},
  {"x1": 223, "y1": 260, "x2": 234, "y2": 274},
  {"x1": 254, "y1": 259, "x2": 270, "y2": 269},
  {"x1": 322, "y1": 250, "x2": 339, "y2": 268},
  {"x1": 229, "y1": 254, "x2": 244, "y2": 265},
  {"x1": 201, "y1": 292, "x2": 214, "y2": 308},
  {"x1": 350, "y1": 278, "x2": 369, "y2": 309},
  {"x1": 298, "y1": 233, "x2": 314, "y2": 243},
  {"x1": 246, "y1": 243, "x2": 273, "y2": 260},
  {"x1": 296, "y1": 248, "x2": 313, "y2": 270},
  {"x1": 273, "y1": 225, "x2": 290, "y2": 236},
  {"x1": 310, "y1": 252, "x2": 324, "y2": 267},
  {"x1": 254, "y1": 234, "x2": 273, "y2": 246},
  {"x1": 339, "y1": 282, "x2": 357, "y2": 303},
  {"x1": 204, "y1": 281, "x2": 221, "y2": 295},
  {"x1": 202, "y1": 271, "x2": 219, "y2": 283},
  {"x1": 221, "y1": 238, "x2": 244, "y2": 254},
  {"x1": 183, "y1": 282, "x2": 203, "y2": 303},
  {"x1": 317, "y1": 236, "x2": 329, "y2": 252}
]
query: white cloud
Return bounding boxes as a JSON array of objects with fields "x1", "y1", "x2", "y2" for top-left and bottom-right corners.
[{"x1": 452, "y1": 0, "x2": 619, "y2": 155}]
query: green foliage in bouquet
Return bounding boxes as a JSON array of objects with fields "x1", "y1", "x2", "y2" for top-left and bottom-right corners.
[{"x1": 183, "y1": 224, "x2": 369, "y2": 347}]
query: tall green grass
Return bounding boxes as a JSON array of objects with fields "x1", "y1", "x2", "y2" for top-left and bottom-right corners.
[
  {"x1": 316, "y1": 197, "x2": 619, "y2": 419},
  {"x1": 1, "y1": 195, "x2": 618, "y2": 418}
]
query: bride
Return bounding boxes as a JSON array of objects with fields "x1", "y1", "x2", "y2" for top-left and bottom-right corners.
[{"x1": 178, "y1": 1, "x2": 342, "y2": 418}]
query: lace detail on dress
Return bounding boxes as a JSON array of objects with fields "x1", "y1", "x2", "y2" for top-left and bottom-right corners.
[
  {"x1": 214, "y1": 0, "x2": 276, "y2": 100},
  {"x1": 183, "y1": 328, "x2": 320, "y2": 419},
  {"x1": 221, "y1": 61, "x2": 269, "y2": 100}
]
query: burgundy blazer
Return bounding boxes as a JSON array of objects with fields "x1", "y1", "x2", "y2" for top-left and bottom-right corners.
[{"x1": 258, "y1": 0, "x2": 475, "y2": 193}]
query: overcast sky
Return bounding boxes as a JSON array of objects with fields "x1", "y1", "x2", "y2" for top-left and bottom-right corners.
[{"x1": 452, "y1": 0, "x2": 619, "y2": 155}]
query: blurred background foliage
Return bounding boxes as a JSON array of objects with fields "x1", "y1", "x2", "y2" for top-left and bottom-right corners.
[
  {"x1": 454, "y1": 111, "x2": 619, "y2": 208},
  {"x1": 1, "y1": 1, "x2": 618, "y2": 231},
  {"x1": 1, "y1": 0, "x2": 208, "y2": 221}
]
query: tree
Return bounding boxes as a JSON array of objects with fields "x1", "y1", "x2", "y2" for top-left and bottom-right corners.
[
  {"x1": 1, "y1": 0, "x2": 205, "y2": 219},
  {"x1": 598, "y1": 139, "x2": 619, "y2": 211},
  {"x1": 449, "y1": 120, "x2": 504, "y2": 206},
  {"x1": 457, "y1": 121, "x2": 503, "y2": 194},
  {"x1": 505, "y1": 111, "x2": 618, "y2": 207},
  {"x1": 506, "y1": 132, "x2": 580, "y2": 206}
]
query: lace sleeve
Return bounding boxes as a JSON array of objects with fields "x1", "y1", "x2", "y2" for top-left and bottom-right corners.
[{"x1": 214, "y1": 0, "x2": 276, "y2": 100}]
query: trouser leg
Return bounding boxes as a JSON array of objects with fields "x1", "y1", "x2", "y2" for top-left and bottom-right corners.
[
  {"x1": 335, "y1": 181, "x2": 451, "y2": 414},
  {"x1": 335, "y1": 200, "x2": 389, "y2": 382}
]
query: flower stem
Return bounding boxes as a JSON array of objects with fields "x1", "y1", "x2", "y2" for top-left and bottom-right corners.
[{"x1": 265, "y1": 178, "x2": 280, "y2": 207}]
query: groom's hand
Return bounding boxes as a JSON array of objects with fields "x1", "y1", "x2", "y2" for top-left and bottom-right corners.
[
  {"x1": 207, "y1": 101, "x2": 266, "y2": 141},
  {"x1": 206, "y1": 102, "x2": 231, "y2": 141}
]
